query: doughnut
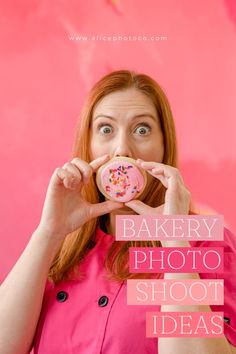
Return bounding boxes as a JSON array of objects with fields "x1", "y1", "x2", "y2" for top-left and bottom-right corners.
[{"x1": 96, "y1": 156, "x2": 147, "y2": 202}]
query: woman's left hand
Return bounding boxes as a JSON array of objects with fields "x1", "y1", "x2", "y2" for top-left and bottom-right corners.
[{"x1": 125, "y1": 159, "x2": 191, "y2": 216}]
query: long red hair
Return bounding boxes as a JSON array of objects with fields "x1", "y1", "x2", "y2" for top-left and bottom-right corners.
[{"x1": 48, "y1": 70, "x2": 196, "y2": 285}]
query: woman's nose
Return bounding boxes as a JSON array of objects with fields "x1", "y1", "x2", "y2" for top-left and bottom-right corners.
[{"x1": 113, "y1": 134, "x2": 132, "y2": 158}]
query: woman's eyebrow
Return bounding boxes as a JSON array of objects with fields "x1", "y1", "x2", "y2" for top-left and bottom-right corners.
[{"x1": 93, "y1": 114, "x2": 157, "y2": 122}]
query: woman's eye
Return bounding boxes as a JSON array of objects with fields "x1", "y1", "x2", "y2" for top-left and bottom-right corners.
[
  {"x1": 135, "y1": 124, "x2": 151, "y2": 135},
  {"x1": 98, "y1": 124, "x2": 113, "y2": 135},
  {"x1": 97, "y1": 122, "x2": 151, "y2": 136}
]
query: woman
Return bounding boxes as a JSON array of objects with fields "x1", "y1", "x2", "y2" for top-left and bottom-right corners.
[{"x1": 0, "y1": 70, "x2": 235, "y2": 354}]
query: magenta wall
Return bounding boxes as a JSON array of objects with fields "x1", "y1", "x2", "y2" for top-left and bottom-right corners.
[{"x1": 1, "y1": 0, "x2": 236, "y2": 280}]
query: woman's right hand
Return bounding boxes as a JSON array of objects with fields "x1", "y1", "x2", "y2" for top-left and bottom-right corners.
[{"x1": 37, "y1": 154, "x2": 123, "y2": 242}]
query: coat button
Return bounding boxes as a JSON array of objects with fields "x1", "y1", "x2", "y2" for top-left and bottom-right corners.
[
  {"x1": 57, "y1": 291, "x2": 68, "y2": 302},
  {"x1": 98, "y1": 295, "x2": 109, "y2": 307},
  {"x1": 224, "y1": 316, "x2": 230, "y2": 324}
]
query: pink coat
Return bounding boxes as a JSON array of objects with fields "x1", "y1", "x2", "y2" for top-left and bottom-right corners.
[{"x1": 31, "y1": 226, "x2": 236, "y2": 353}]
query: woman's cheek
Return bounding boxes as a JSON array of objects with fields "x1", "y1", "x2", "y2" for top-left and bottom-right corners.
[{"x1": 95, "y1": 139, "x2": 112, "y2": 156}]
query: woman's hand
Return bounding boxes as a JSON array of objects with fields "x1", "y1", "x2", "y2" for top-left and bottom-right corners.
[
  {"x1": 124, "y1": 159, "x2": 191, "y2": 216},
  {"x1": 37, "y1": 154, "x2": 124, "y2": 242}
]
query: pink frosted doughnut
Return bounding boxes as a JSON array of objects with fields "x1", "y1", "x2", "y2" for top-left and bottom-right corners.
[{"x1": 96, "y1": 157, "x2": 147, "y2": 202}]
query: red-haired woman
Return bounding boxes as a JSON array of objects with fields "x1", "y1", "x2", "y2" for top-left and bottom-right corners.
[{"x1": 1, "y1": 70, "x2": 236, "y2": 354}]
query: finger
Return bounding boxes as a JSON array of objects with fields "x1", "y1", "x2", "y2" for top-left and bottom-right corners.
[
  {"x1": 136, "y1": 160, "x2": 184, "y2": 184},
  {"x1": 54, "y1": 168, "x2": 78, "y2": 189},
  {"x1": 62, "y1": 162, "x2": 82, "y2": 183},
  {"x1": 146, "y1": 169, "x2": 168, "y2": 188},
  {"x1": 151, "y1": 167, "x2": 164, "y2": 174},
  {"x1": 89, "y1": 200, "x2": 124, "y2": 219},
  {"x1": 124, "y1": 200, "x2": 156, "y2": 215},
  {"x1": 70, "y1": 158, "x2": 93, "y2": 184},
  {"x1": 137, "y1": 159, "x2": 171, "y2": 174},
  {"x1": 146, "y1": 168, "x2": 180, "y2": 190},
  {"x1": 89, "y1": 154, "x2": 110, "y2": 172},
  {"x1": 155, "y1": 203, "x2": 165, "y2": 214}
]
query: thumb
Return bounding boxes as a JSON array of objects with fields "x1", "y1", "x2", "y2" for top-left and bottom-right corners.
[
  {"x1": 124, "y1": 200, "x2": 155, "y2": 215},
  {"x1": 89, "y1": 200, "x2": 124, "y2": 219}
]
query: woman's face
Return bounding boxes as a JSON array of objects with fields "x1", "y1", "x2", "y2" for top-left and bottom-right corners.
[{"x1": 89, "y1": 87, "x2": 165, "y2": 201}]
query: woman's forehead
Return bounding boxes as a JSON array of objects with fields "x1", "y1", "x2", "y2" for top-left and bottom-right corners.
[{"x1": 92, "y1": 88, "x2": 157, "y2": 118}]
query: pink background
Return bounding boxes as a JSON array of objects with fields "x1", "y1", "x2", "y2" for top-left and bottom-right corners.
[{"x1": 0, "y1": 0, "x2": 236, "y2": 280}]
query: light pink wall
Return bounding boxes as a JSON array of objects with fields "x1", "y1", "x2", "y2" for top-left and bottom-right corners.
[{"x1": 1, "y1": 0, "x2": 235, "y2": 280}]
